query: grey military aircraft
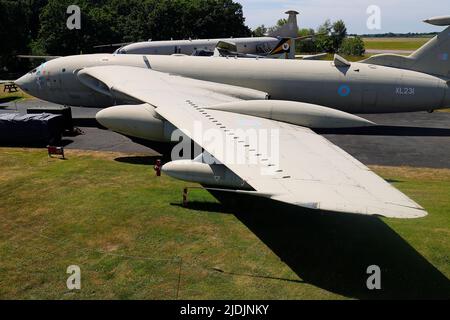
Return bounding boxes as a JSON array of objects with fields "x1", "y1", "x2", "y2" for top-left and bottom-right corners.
[
  {"x1": 14, "y1": 16, "x2": 450, "y2": 219},
  {"x1": 16, "y1": 15, "x2": 450, "y2": 113},
  {"x1": 114, "y1": 10, "x2": 300, "y2": 56}
]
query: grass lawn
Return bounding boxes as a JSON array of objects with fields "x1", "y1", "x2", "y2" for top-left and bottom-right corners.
[
  {"x1": 0, "y1": 148, "x2": 449, "y2": 300},
  {"x1": 0, "y1": 84, "x2": 32, "y2": 106},
  {"x1": 363, "y1": 37, "x2": 430, "y2": 51},
  {"x1": 316, "y1": 53, "x2": 373, "y2": 62}
]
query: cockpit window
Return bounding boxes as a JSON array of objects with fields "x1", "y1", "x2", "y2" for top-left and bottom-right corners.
[
  {"x1": 114, "y1": 47, "x2": 127, "y2": 54},
  {"x1": 29, "y1": 68, "x2": 37, "y2": 74}
]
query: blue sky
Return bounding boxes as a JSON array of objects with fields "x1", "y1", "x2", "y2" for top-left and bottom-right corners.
[{"x1": 237, "y1": 0, "x2": 448, "y2": 34}]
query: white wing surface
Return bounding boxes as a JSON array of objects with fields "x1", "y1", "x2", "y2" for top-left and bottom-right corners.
[{"x1": 83, "y1": 66, "x2": 427, "y2": 219}]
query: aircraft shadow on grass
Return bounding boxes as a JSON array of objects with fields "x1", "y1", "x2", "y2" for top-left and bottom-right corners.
[
  {"x1": 183, "y1": 191, "x2": 450, "y2": 300},
  {"x1": 115, "y1": 155, "x2": 161, "y2": 166},
  {"x1": 0, "y1": 97, "x2": 21, "y2": 105}
]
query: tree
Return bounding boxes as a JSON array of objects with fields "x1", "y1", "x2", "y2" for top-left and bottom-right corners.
[
  {"x1": 312, "y1": 19, "x2": 349, "y2": 54},
  {"x1": 276, "y1": 18, "x2": 288, "y2": 27},
  {"x1": 29, "y1": 0, "x2": 251, "y2": 56},
  {"x1": 315, "y1": 19, "x2": 333, "y2": 53},
  {"x1": 252, "y1": 25, "x2": 267, "y2": 37},
  {"x1": 331, "y1": 20, "x2": 347, "y2": 52},
  {"x1": 339, "y1": 36, "x2": 365, "y2": 56},
  {"x1": 0, "y1": 0, "x2": 32, "y2": 74},
  {"x1": 267, "y1": 18, "x2": 288, "y2": 35},
  {"x1": 296, "y1": 28, "x2": 317, "y2": 53}
]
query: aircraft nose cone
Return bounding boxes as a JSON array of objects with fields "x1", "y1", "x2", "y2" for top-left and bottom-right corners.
[
  {"x1": 15, "y1": 75, "x2": 27, "y2": 88},
  {"x1": 15, "y1": 74, "x2": 32, "y2": 92}
]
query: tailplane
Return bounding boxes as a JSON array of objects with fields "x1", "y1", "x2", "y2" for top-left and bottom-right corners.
[{"x1": 361, "y1": 16, "x2": 450, "y2": 78}]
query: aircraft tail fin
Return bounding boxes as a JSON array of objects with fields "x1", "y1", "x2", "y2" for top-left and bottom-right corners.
[
  {"x1": 269, "y1": 10, "x2": 299, "y2": 39},
  {"x1": 361, "y1": 16, "x2": 450, "y2": 78},
  {"x1": 267, "y1": 38, "x2": 295, "y2": 59}
]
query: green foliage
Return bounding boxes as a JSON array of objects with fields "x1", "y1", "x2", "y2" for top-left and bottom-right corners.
[
  {"x1": 276, "y1": 18, "x2": 287, "y2": 27},
  {"x1": 252, "y1": 25, "x2": 267, "y2": 37},
  {"x1": 314, "y1": 19, "x2": 333, "y2": 53},
  {"x1": 331, "y1": 20, "x2": 347, "y2": 52},
  {"x1": 340, "y1": 36, "x2": 366, "y2": 56},
  {"x1": 315, "y1": 19, "x2": 348, "y2": 53},
  {"x1": 0, "y1": 0, "x2": 34, "y2": 73},
  {"x1": 29, "y1": 0, "x2": 251, "y2": 56},
  {"x1": 295, "y1": 20, "x2": 352, "y2": 54},
  {"x1": 296, "y1": 28, "x2": 317, "y2": 53},
  {"x1": 0, "y1": 0, "x2": 251, "y2": 72}
]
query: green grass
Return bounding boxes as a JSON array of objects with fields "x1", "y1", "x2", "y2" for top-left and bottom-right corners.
[
  {"x1": 0, "y1": 84, "x2": 31, "y2": 105},
  {"x1": 319, "y1": 53, "x2": 373, "y2": 62},
  {"x1": 300, "y1": 37, "x2": 429, "y2": 62},
  {"x1": 0, "y1": 148, "x2": 449, "y2": 300},
  {"x1": 363, "y1": 38, "x2": 429, "y2": 51}
]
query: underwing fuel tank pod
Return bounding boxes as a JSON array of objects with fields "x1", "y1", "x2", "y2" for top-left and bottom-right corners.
[
  {"x1": 95, "y1": 100, "x2": 374, "y2": 142},
  {"x1": 205, "y1": 100, "x2": 375, "y2": 128},
  {"x1": 162, "y1": 155, "x2": 253, "y2": 191}
]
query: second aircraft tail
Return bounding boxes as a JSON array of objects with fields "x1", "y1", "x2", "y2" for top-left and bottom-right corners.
[
  {"x1": 362, "y1": 16, "x2": 450, "y2": 78},
  {"x1": 269, "y1": 10, "x2": 299, "y2": 39}
]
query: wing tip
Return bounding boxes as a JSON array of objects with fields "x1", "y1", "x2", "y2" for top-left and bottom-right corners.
[{"x1": 378, "y1": 209, "x2": 429, "y2": 219}]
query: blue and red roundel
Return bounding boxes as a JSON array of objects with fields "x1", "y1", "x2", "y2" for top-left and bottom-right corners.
[{"x1": 338, "y1": 84, "x2": 351, "y2": 97}]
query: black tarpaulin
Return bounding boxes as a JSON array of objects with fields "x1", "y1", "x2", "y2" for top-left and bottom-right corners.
[{"x1": 0, "y1": 113, "x2": 64, "y2": 146}]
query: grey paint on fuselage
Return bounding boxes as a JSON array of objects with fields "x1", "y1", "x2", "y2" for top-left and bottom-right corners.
[
  {"x1": 117, "y1": 37, "x2": 280, "y2": 55},
  {"x1": 16, "y1": 54, "x2": 450, "y2": 114}
]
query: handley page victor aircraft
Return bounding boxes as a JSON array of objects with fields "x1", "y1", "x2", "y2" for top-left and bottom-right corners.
[{"x1": 15, "y1": 16, "x2": 450, "y2": 219}]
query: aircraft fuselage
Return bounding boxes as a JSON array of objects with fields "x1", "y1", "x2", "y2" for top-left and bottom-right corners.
[{"x1": 16, "y1": 54, "x2": 450, "y2": 113}]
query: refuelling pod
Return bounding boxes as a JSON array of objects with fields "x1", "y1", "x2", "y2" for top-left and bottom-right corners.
[
  {"x1": 423, "y1": 16, "x2": 450, "y2": 26},
  {"x1": 96, "y1": 104, "x2": 176, "y2": 142},
  {"x1": 162, "y1": 159, "x2": 253, "y2": 190},
  {"x1": 205, "y1": 100, "x2": 375, "y2": 128}
]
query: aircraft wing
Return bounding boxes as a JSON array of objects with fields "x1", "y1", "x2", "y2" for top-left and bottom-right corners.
[
  {"x1": 296, "y1": 53, "x2": 328, "y2": 60},
  {"x1": 17, "y1": 55, "x2": 61, "y2": 61},
  {"x1": 216, "y1": 41, "x2": 238, "y2": 53},
  {"x1": 82, "y1": 66, "x2": 427, "y2": 219}
]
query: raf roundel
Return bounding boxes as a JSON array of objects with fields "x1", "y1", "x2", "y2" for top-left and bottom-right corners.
[
  {"x1": 282, "y1": 42, "x2": 290, "y2": 51},
  {"x1": 338, "y1": 84, "x2": 351, "y2": 97}
]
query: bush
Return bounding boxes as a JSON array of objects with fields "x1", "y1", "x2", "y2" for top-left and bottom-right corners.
[{"x1": 339, "y1": 36, "x2": 366, "y2": 56}]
